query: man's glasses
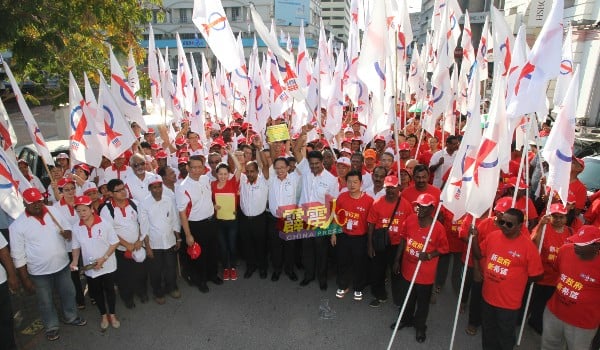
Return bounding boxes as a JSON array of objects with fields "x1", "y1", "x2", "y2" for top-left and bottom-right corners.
[
  {"x1": 132, "y1": 162, "x2": 145, "y2": 168},
  {"x1": 497, "y1": 219, "x2": 515, "y2": 229}
]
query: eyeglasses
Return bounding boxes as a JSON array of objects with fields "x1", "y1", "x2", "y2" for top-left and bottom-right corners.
[
  {"x1": 132, "y1": 162, "x2": 145, "y2": 167},
  {"x1": 497, "y1": 219, "x2": 515, "y2": 229}
]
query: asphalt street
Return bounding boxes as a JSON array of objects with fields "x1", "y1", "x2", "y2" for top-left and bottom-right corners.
[{"x1": 15, "y1": 268, "x2": 541, "y2": 350}]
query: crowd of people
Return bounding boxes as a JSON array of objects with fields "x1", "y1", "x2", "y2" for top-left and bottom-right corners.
[{"x1": 0, "y1": 111, "x2": 599, "y2": 350}]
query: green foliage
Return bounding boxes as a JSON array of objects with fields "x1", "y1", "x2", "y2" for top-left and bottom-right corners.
[{"x1": 0, "y1": 0, "x2": 163, "y2": 106}]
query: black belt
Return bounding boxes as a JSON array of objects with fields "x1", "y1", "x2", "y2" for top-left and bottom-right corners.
[
  {"x1": 191, "y1": 215, "x2": 214, "y2": 223},
  {"x1": 244, "y1": 212, "x2": 266, "y2": 219}
]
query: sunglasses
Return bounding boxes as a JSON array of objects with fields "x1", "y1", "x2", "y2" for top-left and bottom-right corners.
[{"x1": 497, "y1": 219, "x2": 515, "y2": 229}]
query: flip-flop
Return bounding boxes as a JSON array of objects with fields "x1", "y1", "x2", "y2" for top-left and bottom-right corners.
[{"x1": 46, "y1": 330, "x2": 60, "y2": 341}]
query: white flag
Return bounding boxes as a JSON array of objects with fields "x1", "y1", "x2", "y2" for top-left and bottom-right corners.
[
  {"x1": 0, "y1": 147, "x2": 31, "y2": 218},
  {"x1": 69, "y1": 72, "x2": 103, "y2": 167},
  {"x1": 110, "y1": 48, "x2": 147, "y2": 131},
  {"x1": 553, "y1": 25, "x2": 573, "y2": 109},
  {"x1": 176, "y1": 33, "x2": 194, "y2": 114},
  {"x1": 249, "y1": 4, "x2": 293, "y2": 65},
  {"x1": 147, "y1": 24, "x2": 162, "y2": 108},
  {"x1": 127, "y1": 49, "x2": 140, "y2": 94},
  {"x1": 0, "y1": 98, "x2": 17, "y2": 160}
]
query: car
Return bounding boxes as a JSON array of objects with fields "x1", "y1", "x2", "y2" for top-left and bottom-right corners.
[
  {"x1": 16, "y1": 139, "x2": 70, "y2": 188},
  {"x1": 578, "y1": 154, "x2": 600, "y2": 197}
]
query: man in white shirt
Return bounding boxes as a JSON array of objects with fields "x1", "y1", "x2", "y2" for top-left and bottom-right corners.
[
  {"x1": 239, "y1": 160, "x2": 269, "y2": 279},
  {"x1": 100, "y1": 179, "x2": 147, "y2": 309},
  {"x1": 176, "y1": 155, "x2": 223, "y2": 293},
  {"x1": 140, "y1": 179, "x2": 181, "y2": 304},
  {"x1": 103, "y1": 154, "x2": 130, "y2": 182},
  {"x1": 124, "y1": 153, "x2": 161, "y2": 203},
  {"x1": 295, "y1": 145, "x2": 339, "y2": 290},
  {"x1": 9, "y1": 188, "x2": 86, "y2": 341},
  {"x1": 365, "y1": 166, "x2": 387, "y2": 200},
  {"x1": 429, "y1": 135, "x2": 459, "y2": 189}
]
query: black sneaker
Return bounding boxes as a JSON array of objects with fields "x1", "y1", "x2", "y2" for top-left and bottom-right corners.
[{"x1": 369, "y1": 298, "x2": 387, "y2": 308}]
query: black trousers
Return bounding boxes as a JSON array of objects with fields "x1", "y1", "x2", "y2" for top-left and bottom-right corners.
[
  {"x1": 336, "y1": 233, "x2": 367, "y2": 292},
  {"x1": 466, "y1": 271, "x2": 483, "y2": 327},
  {"x1": 187, "y1": 218, "x2": 218, "y2": 286},
  {"x1": 86, "y1": 272, "x2": 116, "y2": 316},
  {"x1": 0, "y1": 282, "x2": 16, "y2": 350},
  {"x1": 240, "y1": 213, "x2": 268, "y2": 272},
  {"x1": 370, "y1": 244, "x2": 402, "y2": 302},
  {"x1": 115, "y1": 250, "x2": 147, "y2": 303},
  {"x1": 268, "y1": 214, "x2": 295, "y2": 274},
  {"x1": 302, "y1": 236, "x2": 329, "y2": 284},
  {"x1": 435, "y1": 252, "x2": 463, "y2": 294},
  {"x1": 397, "y1": 275, "x2": 433, "y2": 332},
  {"x1": 528, "y1": 283, "x2": 555, "y2": 332},
  {"x1": 481, "y1": 300, "x2": 519, "y2": 350},
  {"x1": 68, "y1": 252, "x2": 85, "y2": 305},
  {"x1": 146, "y1": 248, "x2": 178, "y2": 298}
]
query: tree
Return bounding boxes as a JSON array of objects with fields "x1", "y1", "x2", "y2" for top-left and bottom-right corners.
[{"x1": 0, "y1": 0, "x2": 163, "y2": 105}]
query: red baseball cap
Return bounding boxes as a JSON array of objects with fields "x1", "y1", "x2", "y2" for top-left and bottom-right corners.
[
  {"x1": 151, "y1": 143, "x2": 161, "y2": 150},
  {"x1": 155, "y1": 150, "x2": 168, "y2": 159},
  {"x1": 187, "y1": 242, "x2": 202, "y2": 260},
  {"x1": 175, "y1": 137, "x2": 187, "y2": 146},
  {"x1": 399, "y1": 142, "x2": 411, "y2": 151},
  {"x1": 494, "y1": 197, "x2": 513, "y2": 213},
  {"x1": 83, "y1": 185, "x2": 98, "y2": 195},
  {"x1": 74, "y1": 164, "x2": 90, "y2": 174},
  {"x1": 568, "y1": 225, "x2": 600, "y2": 246},
  {"x1": 351, "y1": 137, "x2": 363, "y2": 144},
  {"x1": 507, "y1": 177, "x2": 527, "y2": 190},
  {"x1": 23, "y1": 188, "x2": 43, "y2": 204},
  {"x1": 572, "y1": 157, "x2": 585, "y2": 169},
  {"x1": 74, "y1": 195, "x2": 92, "y2": 206},
  {"x1": 384, "y1": 175, "x2": 399, "y2": 187},
  {"x1": 145, "y1": 128, "x2": 155, "y2": 135},
  {"x1": 148, "y1": 178, "x2": 163, "y2": 187},
  {"x1": 549, "y1": 203, "x2": 568, "y2": 215},
  {"x1": 340, "y1": 147, "x2": 352, "y2": 155},
  {"x1": 336, "y1": 157, "x2": 351, "y2": 167},
  {"x1": 56, "y1": 153, "x2": 69, "y2": 159},
  {"x1": 374, "y1": 135, "x2": 385, "y2": 143},
  {"x1": 57, "y1": 178, "x2": 75, "y2": 188},
  {"x1": 17, "y1": 159, "x2": 28, "y2": 165},
  {"x1": 413, "y1": 193, "x2": 436, "y2": 207},
  {"x1": 178, "y1": 156, "x2": 189, "y2": 165}
]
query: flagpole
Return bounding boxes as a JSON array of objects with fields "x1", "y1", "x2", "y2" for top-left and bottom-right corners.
[
  {"x1": 517, "y1": 198, "x2": 552, "y2": 346},
  {"x1": 449, "y1": 219, "x2": 475, "y2": 350},
  {"x1": 387, "y1": 199, "x2": 444, "y2": 350},
  {"x1": 393, "y1": 29, "x2": 401, "y2": 177},
  {"x1": 511, "y1": 116, "x2": 532, "y2": 206}
]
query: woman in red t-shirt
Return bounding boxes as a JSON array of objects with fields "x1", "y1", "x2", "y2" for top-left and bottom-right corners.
[
  {"x1": 211, "y1": 151, "x2": 242, "y2": 281},
  {"x1": 528, "y1": 203, "x2": 572, "y2": 334}
]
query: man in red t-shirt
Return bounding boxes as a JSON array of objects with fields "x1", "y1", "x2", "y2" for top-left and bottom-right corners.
[
  {"x1": 542, "y1": 225, "x2": 600, "y2": 350},
  {"x1": 401, "y1": 164, "x2": 441, "y2": 208},
  {"x1": 366, "y1": 175, "x2": 413, "y2": 307},
  {"x1": 473, "y1": 208, "x2": 544, "y2": 350},
  {"x1": 390, "y1": 193, "x2": 449, "y2": 343},
  {"x1": 331, "y1": 170, "x2": 374, "y2": 302}
]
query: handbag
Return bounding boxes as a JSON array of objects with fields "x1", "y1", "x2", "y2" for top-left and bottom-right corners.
[{"x1": 372, "y1": 198, "x2": 401, "y2": 251}]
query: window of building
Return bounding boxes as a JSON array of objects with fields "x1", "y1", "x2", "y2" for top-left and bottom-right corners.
[
  {"x1": 180, "y1": 9, "x2": 188, "y2": 23},
  {"x1": 231, "y1": 7, "x2": 241, "y2": 21}
]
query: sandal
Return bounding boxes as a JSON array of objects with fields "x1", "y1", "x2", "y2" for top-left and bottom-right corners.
[
  {"x1": 46, "y1": 330, "x2": 60, "y2": 341},
  {"x1": 465, "y1": 325, "x2": 478, "y2": 336}
]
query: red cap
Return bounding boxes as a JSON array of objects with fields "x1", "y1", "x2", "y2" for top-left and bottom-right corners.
[
  {"x1": 56, "y1": 153, "x2": 69, "y2": 159},
  {"x1": 340, "y1": 147, "x2": 352, "y2": 155},
  {"x1": 233, "y1": 112, "x2": 244, "y2": 121},
  {"x1": 241, "y1": 122, "x2": 250, "y2": 130},
  {"x1": 413, "y1": 193, "x2": 436, "y2": 207},
  {"x1": 17, "y1": 159, "x2": 28, "y2": 164},
  {"x1": 351, "y1": 137, "x2": 363, "y2": 144},
  {"x1": 74, "y1": 164, "x2": 90, "y2": 174},
  {"x1": 57, "y1": 178, "x2": 75, "y2": 188},
  {"x1": 148, "y1": 178, "x2": 163, "y2": 186},
  {"x1": 341, "y1": 138, "x2": 352, "y2": 145},
  {"x1": 155, "y1": 150, "x2": 168, "y2": 159},
  {"x1": 238, "y1": 137, "x2": 247, "y2": 145},
  {"x1": 384, "y1": 175, "x2": 399, "y2": 187},
  {"x1": 178, "y1": 156, "x2": 189, "y2": 165},
  {"x1": 74, "y1": 195, "x2": 92, "y2": 206},
  {"x1": 175, "y1": 137, "x2": 187, "y2": 146},
  {"x1": 145, "y1": 128, "x2": 155, "y2": 135},
  {"x1": 83, "y1": 185, "x2": 98, "y2": 195},
  {"x1": 374, "y1": 135, "x2": 385, "y2": 143},
  {"x1": 507, "y1": 177, "x2": 527, "y2": 190},
  {"x1": 151, "y1": 143, "x2": 161, "y2": 150},
  {"x1": 23, "y1": 188, "x2": 43, "y2": 204},
  {"x1": 398, "y1": 142, "x2": 411, "y2": 151},
  {"x1": 549, "y1": 203, "x2": 568, "y2": 215},
  {"x1": 494, "y1": 197, "x2": 513, "y2": 213},
  {"x1": 230, "y1": 122, "x2": 241, "y2": 128},
  {"x1": 568, "y1": 225, "x2": 600, "y2": 246},
  {"x1": 187, "y1": 242, "x2": 202, "y2": 260}
]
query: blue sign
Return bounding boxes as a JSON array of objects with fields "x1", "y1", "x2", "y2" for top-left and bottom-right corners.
[{"x1": 274, "y1": 0, "x2": 310, "y2": 27}]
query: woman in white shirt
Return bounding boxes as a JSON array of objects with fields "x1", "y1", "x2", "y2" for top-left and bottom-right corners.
[{"x1": 70, "y1": 196, "x2": 120, "y2": 331}]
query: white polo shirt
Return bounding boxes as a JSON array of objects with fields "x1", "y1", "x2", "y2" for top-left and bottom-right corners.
[
  {"x1": 123, "y1": 169, "x2": 160, "y2": 203},
  {"x1": 53, "y1": 198, "x2": 79, "y2": 252},
  {"x1": 296, "y1": 159, "x2": 339, "y2": 206},
  {"x1": 429, "y1": 148, "x2": 457, "y2": 189},
  {"x1": 176, "y1": 174, "x2": 214, "y2": 221},
  {"x1": 75, "y1": 180, "x2": 96, "y2": 197},
  {"x1": 240, "y1": 173, "x2": 269, "y2": 217},
  {"x1": 366, "y1": 186, "x2": 386, "y2": 201},
  {"x1": 268, "y1": 172, "x2": 300, "y2": 218},
  {"x1": 99, "y1": 199, "x2": 141, "y2": 251},
  {"x1": 139, "y1": 194, "x2": 180, "y2": 249},
  {"x1": 9, "y1": 206, "x2": 71, "y2": 276},
  {"x1": 71, "y1": 215, "x2": 119, "y2": 278},
  {"x1": 103, "y1": 164, "x2": 130, "y2": 182}
]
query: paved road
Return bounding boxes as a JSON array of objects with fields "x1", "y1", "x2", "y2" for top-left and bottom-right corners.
[
  {"x1": 4, "y1": 103, "x2": 59, "y2": 148},
  {"x1": 14, "y1": 266, "x2": 541, "y2": 350}
]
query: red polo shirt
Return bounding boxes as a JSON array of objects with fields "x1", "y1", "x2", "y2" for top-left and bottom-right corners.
[{"x1": 335, "y1": 192, "x2": 374, "y2": 236}]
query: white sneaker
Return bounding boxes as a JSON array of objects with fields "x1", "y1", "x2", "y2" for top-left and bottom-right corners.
[
  {"x1": 336, "y1": 288, "x2": 349, "y2": 299},
  {"x1": 353, "y1": 291, "x2": 363, "y2": 301}
]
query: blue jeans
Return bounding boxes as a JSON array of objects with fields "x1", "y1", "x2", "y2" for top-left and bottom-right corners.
[
  {"x1": 217, "y1": 219, "x2": 238, "y2": 269},
  {"x1": 30, "y1": 265, "x2": 78, "y2": 332}
]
